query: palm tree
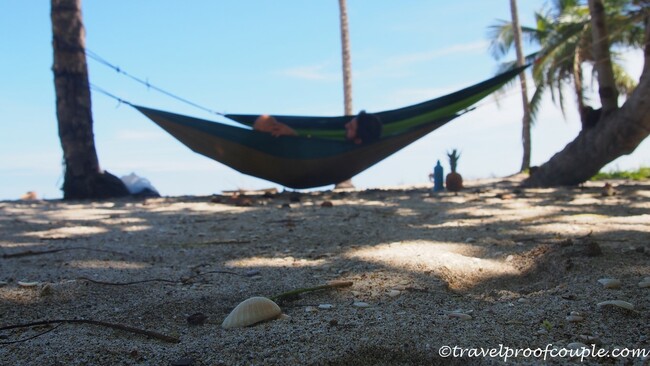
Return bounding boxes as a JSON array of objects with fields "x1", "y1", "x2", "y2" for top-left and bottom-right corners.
[
  {"x1": 335, "y1": 0, "x2": 355, "y2": 189},
  {"x1": 338, "y1": 0, "x2": 353, "y2": 116},
  {"x1": 509, "y1": 0, "x2": 533, "y2": 172},
  {"x1": 489, "y1": 0, "x2": 642, "y2": 129},
  {"x1": 523, "y1": 0, "x2": 650, "y2": 187},
  {"x1": 51, "y1": 0, "x2": 128, "y2": 199}
]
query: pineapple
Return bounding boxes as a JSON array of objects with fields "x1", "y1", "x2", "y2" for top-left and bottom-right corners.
[{"x1": 445, "y1": 149, "x2": 463, "y2": 192}]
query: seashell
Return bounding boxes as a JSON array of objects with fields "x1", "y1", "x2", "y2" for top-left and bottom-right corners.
[
  {"x1": 597, "y1": 278, "x2": 622, "y2": 289},
  {"x1": 17, "y1": 281, "x2": 40, "y2": 288},
  {"x1": 221, "y1": 297, "x2": 282, "y2": 329},
  {"x1": 447, "y1": 312, "x2": 472, "y2": 320},
  {"x1": 566, "y1": 314, "x2": 584, "y2": 322},
  {"x1": 352, "y1": 301, "x2": 370, "y2": 308},
  {"x1": 596, "y1": 300, "x2": 634, "y2": 310},
  {"x1": 318, "y1": 304, "x2": 334, "y2": 310},
  {"x1": 388, "y1": 290, "x2": 401, "y2": 298}
]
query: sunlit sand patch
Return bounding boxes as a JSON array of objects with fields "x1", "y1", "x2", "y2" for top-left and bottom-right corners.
[
  {"x1": 121, "y1": 225, "x2": 153, "y2": 233},
  {"x1": 68, "y1": 260, "x2": 149, "y2": 270},
  {"x1": 0, "y1": 242, "x2": 41, "y2": 249},
  {"x1": 23, "y1": 226, "x2": 108, "y2": 239},
  {"x1": 346, "y1": 240, "x2": 521, "y2": 288},
  {"x1": 149, "y1": 202, "x2": 246, "y2": 214},
  {"x1": 226, "y1": 256, "x2": 328, "y2": 268},
  {"x1": 0, "y1": 288, "x2": 40, "y2": 304}
]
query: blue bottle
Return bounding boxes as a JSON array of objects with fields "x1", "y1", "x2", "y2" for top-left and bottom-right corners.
[{"x1": 432, "y1": 160, "x2": 444, "y2": 192}]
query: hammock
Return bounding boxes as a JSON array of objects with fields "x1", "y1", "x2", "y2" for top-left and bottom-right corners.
[{"x1": 135, "y1": 66, "x2": 525, "y2": 188}]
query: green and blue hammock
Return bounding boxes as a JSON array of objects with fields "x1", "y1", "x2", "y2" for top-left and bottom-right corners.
[{"x1": 135, "y1": 66, "x2": 525, "y2": 188}]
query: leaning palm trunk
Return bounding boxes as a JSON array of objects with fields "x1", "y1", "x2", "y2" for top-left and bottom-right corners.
[
  {"x1": 524, "y1": 11, "x2": 650, "y2": 187},
  {"x1": 51, "y1": 0, "x2": 128, "y2": 199}
]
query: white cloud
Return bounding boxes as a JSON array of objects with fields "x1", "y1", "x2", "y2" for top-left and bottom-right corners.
[{"x1": 385, "y1": 41, "x2": 489, "y2": 68}]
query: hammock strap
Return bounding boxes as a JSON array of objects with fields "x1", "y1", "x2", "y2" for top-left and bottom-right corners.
[{"x1": 86, "y1": 49, "x2": 225, "y2": 117}]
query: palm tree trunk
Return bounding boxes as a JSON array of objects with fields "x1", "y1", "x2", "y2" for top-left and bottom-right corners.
[
  {"x1": 51, "y1": 0, "x2": 128, "y2": 199},
  {"x1": 509, "y1": 0, "x2": 532, "y2": 172},
  {"x1": 335, "y1": 0, "x2": 354, "y2": 189},
  {"x1": 587, "y1": 0, "x2": 619, "y2": 114},
  {"x1": 338, "y1": 0, "x2": 353, "y2": 116}
]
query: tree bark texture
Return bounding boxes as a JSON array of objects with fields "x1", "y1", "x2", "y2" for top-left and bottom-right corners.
[
  {"x1": 588, "y1": 0, "x2": 619, "y2": 114},
  {"x1": 510, "y1": 0, "x2": 532, "y2": 171},
  {"x1": 338, "y1": 0, "x2": 353, "y2": 116},
  {"x1": 335, "y1": 0, "x2": 354, "y2": 189},
  {"x1": 51, "y1": 0, "x2": 128, "y2": 199}
]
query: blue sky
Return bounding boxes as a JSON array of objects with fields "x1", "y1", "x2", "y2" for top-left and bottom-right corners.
[{"x1": 1, "y1": 1, "x2": 647, "y2": 200}]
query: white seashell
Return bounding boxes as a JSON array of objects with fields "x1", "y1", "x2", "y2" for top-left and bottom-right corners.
[
  {"x1": 318, "y1": 304, "x2": 334, "y2": 310},
  {"x1": 388, "y1": 290, "x2": 401, "y2": 297},
  {"x1": 598, "y1": 278, "x2": 622, "y2": 289},
  {"x1": 221, "y1": 297, "x2": 282, "y2": 329},
  {"x1": 596, "y1": 300, "x2": 634, "y2": 310},
  {"x1": 353, "y1": 301, "x2": 370, "y2": 308},
  {"x1": 17, "y1": 281, "x2": 40, "y2": 288},
  {"x1": 447, "y1": 312, "x2": 472, "y2": 320},
  {"x1": 566, "y1": 314, "x2": 584, "y2": 322}
]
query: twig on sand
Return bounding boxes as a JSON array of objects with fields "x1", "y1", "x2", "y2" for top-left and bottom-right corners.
[
  {"x1": 0, "y1": 324, "x2": 63, "y2": 345},
  {"x1": 76, "y1": 269, "x2": 244, "y2": 286},
  {"x1": 270, "y1": 281, "x2": 353, "y2": 303},
  {"x1": 0, "y1": 319, "x2": 179, "y2": 344},
  {"x1": 2, "y1": 247, "x2": 129, "y2": 259}
]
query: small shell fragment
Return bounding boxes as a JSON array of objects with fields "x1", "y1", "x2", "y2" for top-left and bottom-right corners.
[
  {"x1": 221, "y1": 297, "x2": 282, "y2": 329},
  {"x1": 318, "y1": 304, "x2": 334, "y2": 310},
  {"x1": 566, "y1": 313, "x2": 584, "y2": 322},
  {"x1": 388, "y1": 290, "x2": 401, "y2": 298},
  {"x1": 447, "y1": 312, "x2": 472, "y2": 320},
  {"x1": 353, "y1": 301, "x2": 370, "y2": 308},
  {"x1": 596, "y1": 300, "x2": 634, "y2": 310},
  {"x1": 17, "y1": 281, "x2": 40, "y2": 288},
  {"x1": 597, "y1": 278, "x2": 622, "y2": 289}
]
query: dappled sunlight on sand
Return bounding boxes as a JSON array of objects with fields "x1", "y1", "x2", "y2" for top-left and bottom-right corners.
[
  {"x1": 23, "y1": 225, "x2": 108, "y2": 239},
  {"x1": 68, "y1": 260, "x2": 149, "y2": 270},
  {"x1": 0, "y1": 288, "x2": 40, "y2": 305},
  {"x1": 226, "y1": 256, "x2": 328, "y2": 268},
  {"x1": 346, "y1": 240, "x2": 521, "y2": 285}
]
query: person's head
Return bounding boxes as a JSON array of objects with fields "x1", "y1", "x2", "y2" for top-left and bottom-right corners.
[{"x1": 345, "y1": 111, "x2": 382, "y2": 144}]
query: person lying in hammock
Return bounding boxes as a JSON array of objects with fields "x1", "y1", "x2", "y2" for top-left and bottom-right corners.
[{"x1": 253, "y1": 111, "x2": 382, "y2": 144}]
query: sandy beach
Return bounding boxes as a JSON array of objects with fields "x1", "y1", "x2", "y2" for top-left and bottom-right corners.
[{"x1": 1, "y1": 176, "x2": 649, "y2": 365}]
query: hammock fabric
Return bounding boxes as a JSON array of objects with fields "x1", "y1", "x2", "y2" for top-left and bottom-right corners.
[{"x1": 135, "y1": 66, "x2": 525, "y2": 188}]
